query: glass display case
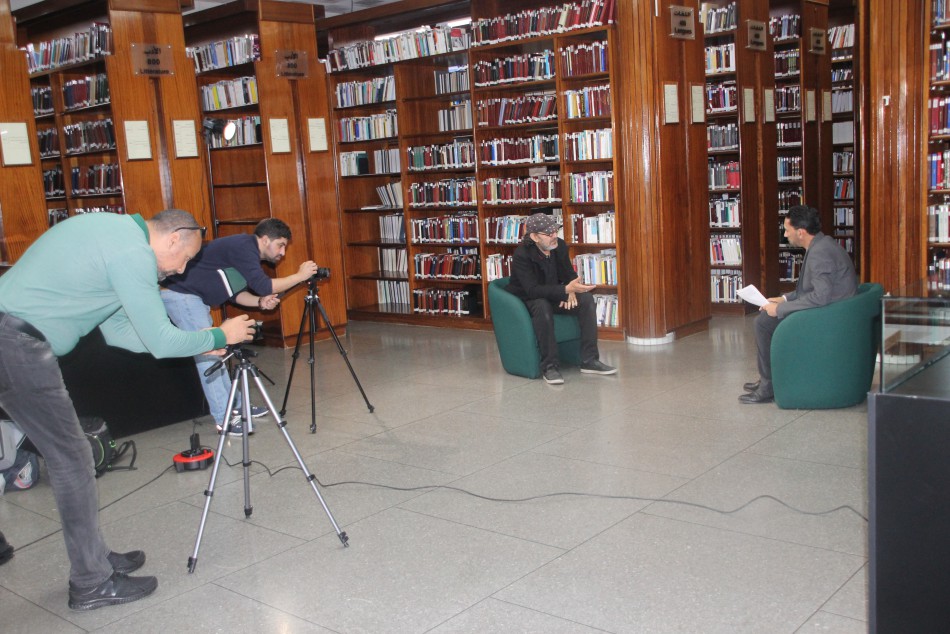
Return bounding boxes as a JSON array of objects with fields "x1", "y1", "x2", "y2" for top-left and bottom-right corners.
[{"x1": 879, "y1": 294, "x2": 950, "y2": 394}]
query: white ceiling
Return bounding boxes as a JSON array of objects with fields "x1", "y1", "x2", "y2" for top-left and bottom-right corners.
[{"x1": 9, "y1": 0, "x2": 400, "y2": 20}]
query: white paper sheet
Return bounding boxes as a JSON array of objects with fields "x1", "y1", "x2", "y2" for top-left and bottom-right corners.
[{"x1": 737, "y1": 284, "x2": 769, "y2": 307}]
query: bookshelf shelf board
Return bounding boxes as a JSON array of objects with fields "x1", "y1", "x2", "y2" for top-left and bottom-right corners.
[
  {"x1": 29, "y1": 56, "x2": 109, "y2": 79},
  {"x1": 929, "y1": 241, "x2": 950, "y2": 247},
  {"x1": 473, "y1": 78, "x2": 557, "y2": 93},
  {"x1": 351, "y1": 271, "x2": 409, "y2": 281},
  {"x1": 561, "y1": 115, "x2": 613, "y2": 126},
  {"x1": 833, "y1": 171, "x2": 855, "y2": 176},
  {"x1": 710, "y1": 225, "x2": 742, "y2": 231},
  {"x1": 933, "y1": 21, "x2": 950, "y2": 32},
  {"x1": 195, "y1": 60, "x2": 257, "y2": 77},
  {"x1": 408, "y1": 166, "x2": 476, "y2": 174},
  {"x1": 931, "y1": 189, "x2": 950, "y2": 195},
  {"x1": 414, "y1": 277, "x2": 483, "y2": 284},
  {"x1": 572, "y1": 241, "x2": 617, "y2": 248},
  {"x1": 706, "y1": 108, "x2": 739, "y2": 118},
  {"x1": 834, "y1": 197, "x2": 855, "y2": 202},
  {"x1": 337, "y1": 136, "x2": 400, "y2": 146},
  {"x1": 215, "y1": 218, "x2": 268, "y2": 226},
  {"x1": 568, "y1": 201, "x2": 615, "y2": 207},
  {"x1": 561, "y1": 70, "x2": 611, "y2": 83},
  {"x1": 63, "y1": 101, "x2": 112, "y2": 114},
  {"x1": 777, "y1": 143, "x2": 803, "y2": 150},
  {"x1": 209, "y1": 142, "x2": 264, "y2": 151},
  {"x1": 709, "y1": 263, "x2": 742, "y2": 269},
  {"x1": 411, "y1": 240, "x2": 480, "y2": 247},
  {"x1": 831, "y1": 55, "x2": 853, "y2": 64},
  {"x1": 35, "y1": 112, "x2": 55, "y2": 120},
  {"x1": 778, "y1": 178, "x2": 804, "y2": 184},
  {"x1": 334, "y1": 99, "x2": 397, "y2": 111},
  {"x1": 408, "y1": 205, "x2": 478, "y2": 212},
  {"x1": 563, "y1": 158, "x2": 613, "y2": 167},
  {"x1": 45, "y1": 195, "x2": 67, "y2": 201},
  {"x1": 930, "y1": 134, "x2": 950, "y2": 141},
  {"x1": 705, "y1": 70, "x2": 737, "y2": 79},
  {"x1": 776, "y1": 109, "x2": 803, "y2": 118},
  {"x1": 65, "y1": 147, "x2": 117, "y2": 157},
  {"x1": 473, "y1": 27, "x2": 601, "y2": 52},
  {"x1": 931, "y1": 80, "x2": 950, "y2": 90},
  {"x1": 213, "y1": 181, "x2": 268, "y2": 188},
  {"x1": 709, "y1": 186, "x2": 740, "y2": 193},
  {"x1": 707, "y1": 146, "x2": 739, "y2": 155},
  {"x1": 342, "y1": 171, "x2": 402, "y2": 179},
  {"x1": 403, "y1": 130, "x2": 474, "y2": 142},
  {"x1": 833, "y1": 140, "x2": 856, "y2": 147},
  {"x1": 832, "y1": 110, "x2": 854, "y2": 119},
  {"x1": 479, "y1": 160, "x2": 560, "y2": 170},
  {"x1": 476, "y1": 119, "x2": 558, "y2": 133},
  {"x1": 204, "y1": 103, "x2": 260, "y2": 114},
  {"x1": 774, "y1": 72, "x2": 801, "y2": 81},
  {"x1": 831, "y1": 80, "x2": 853, "y2": 87},
  {"x1": 404, "y1": 90, "x2": 470, "y2": 102},
  {"x1": 773, "y1": 37, "x2": 801, "y2": 47},
  {"x1": 347, "y1": 239, "x2": 407, "y2": 247},
  {"x1": 71, "y1": 191, "x2": 123, "y2": 199},
  {"x1": 483, "y1": 201, "x2": 562, "y2": 208},
  {"x1": 41, "y1": 154, "x2": 62, "y2": 161},
  {"x1": 704, "y1": 27, "x2": 738, "y2": 39}
]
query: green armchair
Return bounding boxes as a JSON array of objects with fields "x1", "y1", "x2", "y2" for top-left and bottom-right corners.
[
  {"x1": 771, "y1": 282, "x2": 884, "y2": 409},
  {"x1": 487, "y1": 277, "x2": 581, "y2": 378}
]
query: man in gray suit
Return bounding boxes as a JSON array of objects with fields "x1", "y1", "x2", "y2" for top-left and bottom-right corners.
[{"x1": 741, "y1": 205, "x2": 858, "y2": 404}]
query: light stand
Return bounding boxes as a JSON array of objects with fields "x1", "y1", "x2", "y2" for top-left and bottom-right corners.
[
  {"x1": 187, "y1": 344, "x2": 348, "y2": 574},
  {"x1": 279, "y1": 276, "x2": 374, "y2": 434}
]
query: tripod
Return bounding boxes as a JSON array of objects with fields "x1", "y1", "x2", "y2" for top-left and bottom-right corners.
[
  {"x1": 280, "y1": 277, "x2": 373, "y2": 434},
  {"x1": 188, "y1": 345, "x2": 348, "y2": 573}
]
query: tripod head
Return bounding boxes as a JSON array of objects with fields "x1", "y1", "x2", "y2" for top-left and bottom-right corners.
[{"x1": 203, "y1": 344, "x2": 257, "y2": 377}]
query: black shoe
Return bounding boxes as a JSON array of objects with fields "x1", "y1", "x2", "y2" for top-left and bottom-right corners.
[
  {"x1": 68, "y1": 571, "x2": 158, "y2": 611},
  {"x1": 542, "y1": 367, "x2": 564, "y2": 385},
  {"x1": 743, "y1": 380, "x2": 760, "y2": 392},
  {"x1": 580, "y1": 360, "x2": 617, "y2": 375},
  {"x1": 0, "y1": 531, "x2": 13, "y2": 566},
  {"x1": 108, "y1": 550, "x2": 145, "y2": 574},
  {"x1": 739, "y1": 389, "x2": 774, "y2": 404}
]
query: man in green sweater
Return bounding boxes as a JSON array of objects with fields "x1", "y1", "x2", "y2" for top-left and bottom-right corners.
[{"x1": 0, "y1": 209, "x2": 255, "y2": 611}]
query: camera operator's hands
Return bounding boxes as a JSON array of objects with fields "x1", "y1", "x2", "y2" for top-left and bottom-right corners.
[
  {"x1": 258, "y1": 293, "x2": 279, "y2": 310},
  {"x1": 296, "y1": 260, "x2": 319, "y2": 283},
  {"x1": 219, "y1": 314, "x2": 257, "y2": 346}
]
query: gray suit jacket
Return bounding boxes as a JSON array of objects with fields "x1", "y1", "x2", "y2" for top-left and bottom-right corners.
[{"x1": 777, "y1": 232, "x2": 857, "y2": 319}]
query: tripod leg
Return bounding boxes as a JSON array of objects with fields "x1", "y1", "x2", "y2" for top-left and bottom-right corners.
[
  {"x1": 188, "y1": 373, "x2": 241, "y2": 573},
  {"x1": 308, "y1": 293, "x2": 319, "y2": 433},
  {"x1": 239, "y1": 367, "x2": 253, "y2": 518},
  {"x1": 250, "y1": 373, "x2": 349, "y2": 547},
  {"x1": 312, "y1": 294, "x2": 375, "y2": 413},
  {"x1": 279, "y1": 297, "x2": 311, "y2": 416}
]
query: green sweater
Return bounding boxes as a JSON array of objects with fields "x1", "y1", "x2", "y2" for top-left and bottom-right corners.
[{"x1": 0, "y1": 213, "x2": 226, "y2": 357}]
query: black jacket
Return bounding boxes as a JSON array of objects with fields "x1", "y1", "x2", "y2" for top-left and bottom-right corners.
[{"x1": 506, "y1": 237, "x2": 577, "y2": 303}]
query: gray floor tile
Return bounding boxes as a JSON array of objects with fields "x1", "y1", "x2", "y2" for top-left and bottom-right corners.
[
  {"x1": 795, "y1": 610, "x2": 867, "y2": 633},
  {"x1": 0, "y1": 494, "x2": 63, "y2": 550},
  {"x1": 748, "y1": 407, "x2": 869, "y2": 469},
  {"x1": 821, "y1": 564, "x2": 867, "y2": 622},
  {"x1": 496, "y1": 513, "x2": 864, "y2": 634},
  {"x1": 0, "y1": 586, "x2": 82, "y2": 634},
  {"x1": 429, "y1": 598, "x2": 607, "y2": 633}
]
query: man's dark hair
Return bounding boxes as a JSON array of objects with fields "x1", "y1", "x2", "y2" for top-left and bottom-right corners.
[
  {"x1": 786, "y1": 205, "x2": 822, "y2": 235},
  {"x1": 254, "y1": 218, "x2": 292, "y2": 241},
  {"x1": 150, "y1": 209, "x2": 200, "y2": 234}
]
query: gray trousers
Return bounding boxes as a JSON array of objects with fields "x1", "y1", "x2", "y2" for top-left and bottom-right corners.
[
  {"x1": 0, "y1": 316, "x2": 112, "y2": 587},
  {"x1": 753, "y1": 310, "x2": 781, "y2": 393},
  {"x1": 524, "y1": 292, "x2": 599, "y2": 371}
]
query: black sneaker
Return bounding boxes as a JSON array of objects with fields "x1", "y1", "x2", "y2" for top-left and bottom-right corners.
[
  {"x1": 542, "y1": 367, "x2": 564, "y2": 385},
  {"x1": 580, "y1": 360, "x2": 617, "y2": 375},
  {"x1": 68, "y1": 571, "x2": 158, "y2": 611},
  {"x1": 221, "y1": 420, "x2": 252, "y2": 437},
  {"x1": 107, "y1": 550, "x2": 145, "y2": 574},
  {"x1": 0, "y1": 530, "x2": 13, "y2": 566}
]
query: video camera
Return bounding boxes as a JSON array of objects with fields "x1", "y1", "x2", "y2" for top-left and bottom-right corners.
[{"x1": 310, "y1": 267, "x2": 331, "y2": 282}]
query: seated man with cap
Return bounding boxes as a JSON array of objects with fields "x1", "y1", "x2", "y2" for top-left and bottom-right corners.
[{"x1": 504, "y1": 212, "x2": 617, "y2": 384}]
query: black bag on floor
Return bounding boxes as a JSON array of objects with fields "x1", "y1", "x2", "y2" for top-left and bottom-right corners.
[{"x1": 79, "y1": 416, "x2": 136, "y2": 477}]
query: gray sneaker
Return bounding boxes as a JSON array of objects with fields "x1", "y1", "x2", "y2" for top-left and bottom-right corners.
[
  {"x1": 542, "y1": 367, "x2": 564, "y2": 384},
  {"x1": 580, "y1": 360, "x2": 617, "y2": 375}
]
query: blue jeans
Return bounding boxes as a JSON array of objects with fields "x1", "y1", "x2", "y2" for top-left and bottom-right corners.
[
  {"x1": 161, "y1": 290, "x2": 235, "y2": 425},
  {"x1": 0, "y1": 314, "x2": 113, "y2": 587}
]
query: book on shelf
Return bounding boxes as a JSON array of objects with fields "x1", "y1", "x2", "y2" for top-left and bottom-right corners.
[
  {"x1": 408, "y1": 139, "x2": 476, "y2": 171},
  {"x1": 379, "y1": 247, "x2": 408, "y2": 274},
  {"x1": 325, "y1": 24, "x2": 472, "y2": 73},
  {"x1": 561, "y1": 41, "x2": 609, "y2": 76},
  {"x1": 188, "y1": 35, "x2": 261, "y2": 73},
  {"x1": 62, "y1": 73, "x2": 110, "y2": 110},
  {"x1": 769, "y1": 14, "x2": 802, "y2": 41},
  {"x1": 592, "y1": 293, "x2": 619, "y2": 326},
  {"x1": 413, "y1": 248, "x2": 481, "y2": 280},
  {"x1": 833, "y1": 120, "x2": 854, "y2": 144},
  {"x1": 479, "y1": 133, "x2": 559, "y2": 165},
  {"x1": 481, "y1": 174, "x2": 562, "y2": 205},
  {"x1": 473, "y1": 50, "x2": 556, "y2": 87},
  {"x1": 573, "y1": 249, "x2": 617, "y2": 285},
  {"x1": 709, "y1": 195, "x2": 740, "y2": 228},
  {"x1": 335, "y1": 75, "x2": 395, "y2": 108},
  {"x1": 375, "y1": 182, "x2": 403, "y2": 208},
  {"x1": 701, "y1": 2, "x2": 738, "y2": 34},
  {"x1": 409, "y1": 178, "x2": 477, "y2": 207},
  {"x1": 24, "y1": 23, "x2": 113, "y2": 74},
  {"x1": 572, "y1": 211, "x2": 615, "y2": 243},
  {"x1": 564, "y1": 129, "x2": 612, "y2": 161},
  {"x1": 709, "y1": 234, "x2": 741, "y2": 266},
  {"x1": 201, "y1": 76, "x2": 258, "y2": 111},
  {"x1": 410, "y1": 213, "x2": 480, "y2": 243},
  {"x1": 470, "y1": 0, "x2": 616, "y2": 47},
  {"x1": 564, "y1": 84, "x2": 611, "y2": 118},
  {"x1": 377, "y1": 279, "x2": 410, "y2": 306},
  {"x1": 476, "y1": 91, "x2": 558, "y2": 126},
  {"x1": 412, "y1": 287, "x2": 477, "y2": 315},
  {"x1": 337, "y1": 110, "x2": 398, "y2": 142},
  {"x1": 379, "y1": 213, "x2": 406, "y2": 242}
]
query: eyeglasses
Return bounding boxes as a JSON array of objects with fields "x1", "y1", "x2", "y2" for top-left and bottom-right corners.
[{"x1": 173, "y1": 226, "x2": 207, "y2": 239}]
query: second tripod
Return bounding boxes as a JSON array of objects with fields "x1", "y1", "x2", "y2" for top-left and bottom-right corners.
[{"x1": 280, "y1": 277, "x2": 373, "y2": 433}]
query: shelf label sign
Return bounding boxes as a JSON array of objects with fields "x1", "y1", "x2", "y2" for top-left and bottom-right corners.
[
  {"x1": 747, "y1": 20, "x2": 767, "y2": 51},
  {"x1": 276, "y1": 50, "x2": 309, "y2": 78},
  {"x1": 131, "y1": 43, "x2": 174, "y2": 76},
  {"x1": 809, "y1": 28, "x2": 827, "y2": 55},
  {"x1": 669, "y1": 6, "x2": 696, "y2": 40}
]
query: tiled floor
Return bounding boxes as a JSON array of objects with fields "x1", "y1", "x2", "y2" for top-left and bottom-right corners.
[{"x1": 0, "y1": 316, "x2": 869, "y2": 633}]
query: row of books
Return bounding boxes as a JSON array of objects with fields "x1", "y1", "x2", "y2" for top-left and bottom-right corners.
[
  {"x1": 37, "y1": 128, "x2": 59, "y2": 157},
  {"x1": 935, "y1": 0, "x2": 950, "y2": 27},
  {"x1": 334, "y1": 75, "x2": 395, "y2": 109},
  {"x1": 591, "y1": 293, "x2": 619, "y2": 326},
  {"x1": 709, "y1": 196, "x2": 740, "y2": 228},
  {"x1": 834, "y1": 206, "x2": 855, "y2": 227},
  {"x1": 777, "y1": 121, "x2": 803, "y2": 146},
  {"x1": 833, "y1": 121, "x2": 855, "y2": 144},
  {"x1": 378, "y1": 246, "x2": 408, "y2": 274},
  {"x1": 778, "y1": 155, "x2": 803, "y2": 181},
  {"x1": 32, "y1": 86, "x2": 53, "y2": 116},
  {"x1": 832, "y1": 67, "x2": 853, "y2": 83},
  {"x1": 832, "y1": 89, "x2": 853, "y2": 113},
  {"x1": 481, "y1": 174, "x2": 561, "y2": 205},
  {"x1": 701, "y1": 2, "x2": 737, "y2": 35},
  {"x1": 834, "y1": 178, "x2": 855, "y2": 200},
  {"x1": 326, "y1": 25, "x2": 471, "y2": 73},
  {"x1": 63, "y1": 119, "x2": 115, "y2": 154},
  {"x1": 706, "y1": 81, "x2": 737, "y2": 113},
  {"x1": 337, "y1": 110, "x2": 398, "y2": 142},
  {"x1": 438, "y1": 99, "x2": 474, "y2": 132},
  {"x1": 769, "y1": 14, "x2": 802, "y2": 41},
  {"x1": 561, "y1": 41, "x2": 609, "y2": 76},
  {"x1": 436, "y1": 67, "x2": 470, "y2": 95},
  {"x1": 485, "y1": 215, "x2": 530, "y2": 244},
  {"x1": 775, "y1": 85, "x2": 801, "y2": 113},
  {"x1": 414, "y1": 250, "x2": 481, "y2": 280},
  {"x1": 379, "y1": 213, "x2": 406, "y2": 243},
  {"x1": 473, "y1": 51, "x2": 556, "y2": 87},
  {"x1": 707, "y1": 122, "x2": 738, "y2": 151},
  {"x1": 710, "y1": 234, "x2": 742, "y2": 266},
  {"x1": 63, "y1": 73, "x2": 110, "y2": 110},
  {"x1": 412, "y1": 287, "x2": 477, "y2": 316},
  {"x1": 928, "y1": 96, "x2": 950, "y2": 135},
  {"x1": 567, "y1": 170, "x2": 613, "y2": 203},
  {"x1": 188, "y1": 35, "x2": 260, "y2": 74},
  {"x1": 778, "y1": 187, "x2": 802, "y2": 213},
  {"x1": 49, "y1": 208, "x2": 68, "y2": 225},
  {"x1": 76, "y1": 205, "x2": 123, "y2": 214},
  {"x1": 485, "y1": 253, "x2": 514, "y2": 280},
  {"x1": 408, "y1": 178, "x2": 477, "y2": 207},
  {"x1": 377, "y1": 280, "x2": 410, "y2": 308},
  {"x1": 479, "y1": 134, "x2": 559, "y2": 165},
  {"x1": 340, "y1": 151, "x2": 372, "y2": 176},
  {"x1": 929, "y1": 41, "x2": 950, "y2": 82},
  {"x1": 564, "y1": 128, "x2": 612, "y2": 161},
  {"x1": 476, "y1": 92, "x2": 558, "y2": 126},
  {"x1": 710, "y1": 269, "x2": 743, "y2": 303},
  {"x1": 572, "y1": 211, "x2": 615, "y2": 243},
  {"x1": 24, "y1": 23, "x2": 112, "y2": 74},
  {"x1": 71, "y1": 163, "x2": 122, "y2": 196},
  {"x1": 927, "y1": 202, "x2": 950, "y2": 242},
  {"x1": 375, "y1": 148, "x2": 401, "y2": 174},
  {"x1": 779, "y1": 250, "x2": 804, "y2": 282},
  {"x1": 828, "y1": 23, "x2": 855, "y2": 49},
  {"x1": 705, "y1": 43, "x2": 735, "y2": 75},
  {"x1": 208, "y1": 115, "x2": 261, "y2": 149},
  {"x1": 564, "y1": 84, "x2": 611, "y2": 119},
  {"x1": 471, "y1": 1, "x2": 615, "y2": 47},
  {"x1": 928, "y1": 150, "x2": 950, "y2": 190},
  {"x1": 410, "y1": 214, "x2": 479, "y2": 243},
  {"x1": 708, "y1": 160, "x2": 739, "y2": 191},
  {"x1": 376, "y1": 183, "x2": 403, "y2": 208},
  {"x1": 928, "y1": 257, "x2": 950, "y2": 290},
  {"x1": 833, "y1": 150, "x2": 855, "y2": 173},
  {"x1": 201, "y1": 76, "x2": 258, "y2": 112},
  {"x1": 43, "y1": 167, "x2": 65, "y2": 197},
  {"x1": 408, "y1": 140, "x2": 476, "y2": 171},
  {"x1": 573, "y1": 249, "x2": 617, "y2": 285},
  {"x1": 775, "y1": 49, "x2": 800, "y2": 77}
]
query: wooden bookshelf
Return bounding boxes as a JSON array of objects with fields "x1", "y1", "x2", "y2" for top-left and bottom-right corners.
[
  {"x1": 925, "y1": 1, "x2": 950, "y2": 294},
  {"x1": 0, "y1": 0, "x2": 46, "y2": 262},
  {"x1": 183, "y1": 0, "x2": 347, "y2": 345},
  {"x1": 13, "y1": 0, "x2": 213, "y2": 234},
  {"x1": 828, "y1": 3, "x2": 858, "y2": 274}
]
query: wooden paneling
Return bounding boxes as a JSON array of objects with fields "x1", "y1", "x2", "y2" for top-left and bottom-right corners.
[{"x1": 864, "y1": 0, "x2": 926, "y2": 291}]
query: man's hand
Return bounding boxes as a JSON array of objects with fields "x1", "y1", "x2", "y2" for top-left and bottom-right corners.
[
  {"x1": 566, "y1": 278, "x2": 595, "y2": 294},
  {"x1": 760, "y1": 301, "x2": 780, "y2": 317},
  {"x1": 219, "y1": 315, "x2": 256, "y2": 345},
  {"x1": 258, "y1": 293, "x2": 280, "y2": 310},
  {"x1": 559, "y1": 291, "x2": 579, "y2": 310},
  {"x1": 767, "y1": 295, "x2": 785, "y2": 304},
  {"x1": 296, "y1": 260, "x2": 319, "y2": 282}
]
